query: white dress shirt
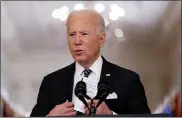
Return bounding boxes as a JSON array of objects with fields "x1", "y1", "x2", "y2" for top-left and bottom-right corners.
[
  {"x1": 71, "y1": 55, "x2": 117, "y2": 115},
  {"x1": 72, "y1": 55, "x2": 103, "y2": 113}
]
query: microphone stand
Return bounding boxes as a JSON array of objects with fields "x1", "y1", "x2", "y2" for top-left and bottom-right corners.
[
  {"x1": 89, "y1": 99, "x2": 96, "y2": 115},
  {"x1": 85, "y1": 95, "x2": 96, "y2": 115}
]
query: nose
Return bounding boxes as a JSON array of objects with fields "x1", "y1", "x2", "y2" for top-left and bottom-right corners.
[{"x1": 75, "y1": 34, "x2": 82, "y2": 45}]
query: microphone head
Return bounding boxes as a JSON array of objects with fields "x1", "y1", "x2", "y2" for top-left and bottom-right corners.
[
  {"x1": 95, "y1": 84, "x2": 110, "y2": 99},
  {"x1": 75, "y1": 81, "x2": 87, "y2": 99},
  {"x1": 74, "y1": 80, "x2": 89, "y2": 108},
  {"x1": 94, "y1": 84, "x2": 110, "y2": 108}
]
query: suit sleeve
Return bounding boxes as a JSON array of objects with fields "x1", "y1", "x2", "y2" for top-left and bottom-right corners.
[
  {"x1": 30, "y1": 76, "x2": 51, "y2": 116},
  {"x1": 126, "y1": 73, "x2": 151, "y2": 114}
]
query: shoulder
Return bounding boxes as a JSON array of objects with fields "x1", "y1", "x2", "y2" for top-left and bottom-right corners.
[
  {"x1": 42, "y1": 62, "x2": 75, "y2": 82},
  {"x1": 106, "y1": 60, "x2": 139, "y2": 78},
  {"x1": 106, "y1": 61, "x2": 143, "y2": 90},
  {"x1": 103, "y1": 59, "x2": 141, "y2": 87}
]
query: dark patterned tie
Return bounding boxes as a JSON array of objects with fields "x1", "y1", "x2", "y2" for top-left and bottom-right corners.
[
  {"x1": 83, "y1": 69, "x2": 92, "y2": 78},
  {"x1": 76, "y1": 69, "x2": 92, "y2": 116}
]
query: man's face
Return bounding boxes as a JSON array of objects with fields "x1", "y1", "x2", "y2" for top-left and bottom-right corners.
[{"x1": 67, "y1": 13, "x2": 105, "y2": 65}]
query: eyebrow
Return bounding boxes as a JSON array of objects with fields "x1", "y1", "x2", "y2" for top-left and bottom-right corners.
[
  {"x1": 69, "y1": 31, "x2": 76, "y2": 34},
  {"x1": 69, "y1": 30, "x2": 91, "y2": 34}
]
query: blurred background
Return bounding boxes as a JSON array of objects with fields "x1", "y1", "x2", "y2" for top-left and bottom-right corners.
[{"x1": 1, "y1": 1, "x2": 181, "y2": 117}]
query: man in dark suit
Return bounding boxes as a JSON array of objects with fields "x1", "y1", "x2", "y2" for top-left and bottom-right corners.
[{"x1": 30, "y1": 9, "x2": 150, "y2": 116}]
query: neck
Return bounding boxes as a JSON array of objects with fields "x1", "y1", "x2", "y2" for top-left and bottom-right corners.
[{"x1": 79, "y1": 53, "x2": 100, "y2": 69}]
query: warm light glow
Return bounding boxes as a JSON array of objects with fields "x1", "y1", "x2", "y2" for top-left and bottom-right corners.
[
  {"x1": 94, "y1": 3, "x2": 105, "y2": 13},
  {"x1": 59, "y1": 6, "x2": 69, "y2": 21},
  {"x1": 118, "y1": 8, "x2": 125, "y2": 17},
  {"x1": 115, "y1": 29, "x2": 123, "y2": 38},
  {"x1": 104, "y1": 18, "x2": 109, "y2": 26},
  {"x1": 110, "y1": 4, "x2": 125, "y2": 17},
  {"x1": 111, "y1": 4, "x2": 120, "y2": 12},
  {"x1": 52, "y1": 9, "x2": 60, "y2": 19},
  {"x1": 52, "y1": 6, "x2": 69, "y2": 21},
  {"x1": 74, "y1": 4, "x2": 84, "y2": 10},
  {"x1": 109, "y1": 11, "x2": 119, "y2": 21}
]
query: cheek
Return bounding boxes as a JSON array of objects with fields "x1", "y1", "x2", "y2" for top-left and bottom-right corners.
[
  {"x1": 85, "y1": 42, "x2": 99, "y2": 55},
  {"x1": 68, "y1": 40, "x2": 74, "y2": 49}
]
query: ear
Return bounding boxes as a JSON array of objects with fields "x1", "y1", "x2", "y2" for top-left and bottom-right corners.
[{"x1": 99, "y1": 32, "x2": 106, "y2": 48}]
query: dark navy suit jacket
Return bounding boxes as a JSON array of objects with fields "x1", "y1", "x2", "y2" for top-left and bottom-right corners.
[{"x1": 30, "y1": 56, "x2": 150, "y2": 116}]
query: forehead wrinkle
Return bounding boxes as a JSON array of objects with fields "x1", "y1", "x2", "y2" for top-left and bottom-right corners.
[{"x1": 68, "y1": 20, "x2": 98, "y2": 35}]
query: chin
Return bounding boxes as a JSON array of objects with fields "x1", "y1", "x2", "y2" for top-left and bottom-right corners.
[{"x1": 74, "y1": 55, "x2": 87, "y2": 63}]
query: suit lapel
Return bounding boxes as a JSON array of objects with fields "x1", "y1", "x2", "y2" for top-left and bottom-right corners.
[
  {"x1": 65, "y1": 62, "x2": 75, "y2": 102},
  {"x1": 99, "y1": 56, "x2": 114, "y2": 94}
]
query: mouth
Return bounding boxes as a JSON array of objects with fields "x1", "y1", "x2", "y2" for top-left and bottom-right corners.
[{"x1": 74, "y1": 50, "x2": 84, "y2": 55}]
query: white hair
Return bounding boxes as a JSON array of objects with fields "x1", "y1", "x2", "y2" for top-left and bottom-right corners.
[{"x1": 66, "y1": 9, "x2": 105, "y2": 33}]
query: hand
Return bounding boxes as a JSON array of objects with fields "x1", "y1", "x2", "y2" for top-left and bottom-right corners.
[
  {"x1": 47, "y1": 100, "x2": 77, "y2": 116},
  {"x1": 84, "y1": 100, "x2": 113, "y2": 115}
]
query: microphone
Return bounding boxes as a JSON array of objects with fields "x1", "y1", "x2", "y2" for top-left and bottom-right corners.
[
  {"x1": 74, "y1": 81, "x2": 89, "y2": 108},
  {"x1": 94, "y1": 84, "x2": 110, "y2": 108}
]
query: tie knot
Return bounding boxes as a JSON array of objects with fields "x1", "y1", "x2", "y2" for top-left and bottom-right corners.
[{"x1": 83, "y1": 69, "x2": 92, "y2": 78}]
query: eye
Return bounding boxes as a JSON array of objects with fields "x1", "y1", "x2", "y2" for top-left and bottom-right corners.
[
  {"x1": 70, "y1": 33, "x2": 75, "y2": 36},
  {"x1": 82, "y1": 32, "x2": 88, "y2": 36}
]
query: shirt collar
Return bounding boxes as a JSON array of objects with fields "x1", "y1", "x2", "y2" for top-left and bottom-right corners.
[
  {"x1": 75, "y1": 55, "x2": 103, "y2": 78},
  {"x1": 75, "y1": 61, "x2": 85, "y2": 77},
  {"x1": 89, "y1": 55, "x2": 103, "y2": 78}
]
